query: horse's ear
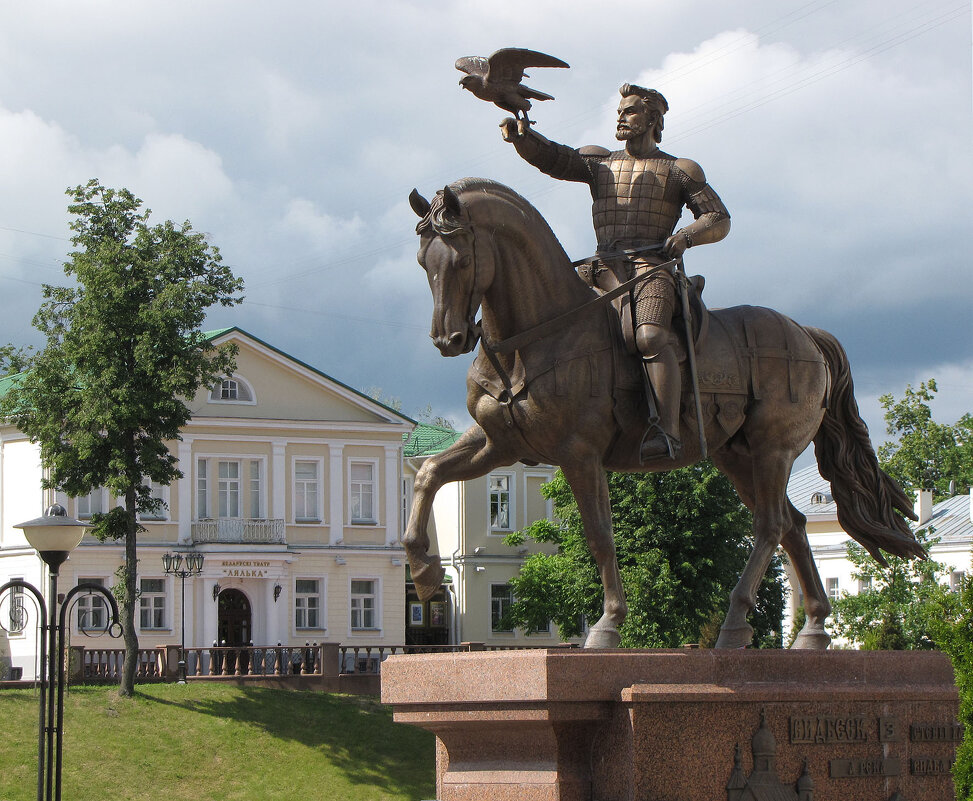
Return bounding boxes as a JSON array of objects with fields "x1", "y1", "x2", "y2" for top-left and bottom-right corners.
[
  {"x1": 409, "y1": 188, "x2": 431, "y2": 218},
  {"x1": 442, "y1": 185, "x2": 463, "y2": 218}
]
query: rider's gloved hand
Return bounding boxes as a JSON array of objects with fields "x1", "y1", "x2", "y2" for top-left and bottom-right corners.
[
  {"x1": 500, "y1": 117, "x2": 531, "y2": 142},
  {"x1": 664, "y1": 230, "x2": 691, "y2": 259}
]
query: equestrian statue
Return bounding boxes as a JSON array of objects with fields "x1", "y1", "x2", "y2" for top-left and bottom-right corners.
[{"x1": 403, "y1": 62, "x2": 924, "y2": 650}]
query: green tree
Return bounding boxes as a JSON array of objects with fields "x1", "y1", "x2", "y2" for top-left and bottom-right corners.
[
  {"x1": 927, "y1": 577, "x2": 973, "y2": 799},
  {"x1": 878, "y1": 379, "x2": 973, "y2": 501},
  {"x1": 0, "y1": 344, "x2": 34, "y2": 375},
  {"x1": 829, "y1": 531, "x2": 949, "y2": 650},
  {"x1": 503, "y1": 464, "x2": 786, "y2": 647},
  {"x1": 1, "y1": 180, "x2": 243, "y2": 696}
]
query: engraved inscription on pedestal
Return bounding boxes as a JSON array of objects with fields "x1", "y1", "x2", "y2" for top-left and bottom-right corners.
[
  {"x1": 910, "y1": 756, "x2": 956, "y2": 776},
  {"x1": 910, "y1": 722, "x2": 964, "y2": 742},
  {"x1": 829, "y1": 758, "x2": 901, "y2": 779},
  {"x1": 879, "y1": 716, "x2": 901, "y2": 742},
  {"x1": 790, "y1": 715, "x2": 869, "y2": 744}
]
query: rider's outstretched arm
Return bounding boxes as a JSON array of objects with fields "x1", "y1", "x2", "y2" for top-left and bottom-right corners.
[{"x1": 500, "y1": 118, "x2": 593, "y2": 184}]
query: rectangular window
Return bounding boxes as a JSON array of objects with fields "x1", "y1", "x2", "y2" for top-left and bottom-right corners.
[
  {"x1": 350, "y1": 463, "x2": 375, "y2": 524},
  {"x1": 489, "y1": 474, "x2": 511, "y2": 530},
  {"x1": 218, "y1": 461, "x2": 241, "y2": 518},
  {"x1": 402, "y1": 478, "x2": 411, "y2": 532},
  {"x1": 295, "y1": 461, "x2": 320, "y2": 522},
  {"x1": 138, "y1": 578, "x2": 166, "y2": 629},
  {"x1": 295, "y1": 579, "x2": 321, "y2": 629},
  {"x1": 491, "y1": 584, "x2": 514, "y2": 632},
  {"x1": 826, "y1": 577, "x2": 839, "y2": 602},
  {"x1": 350, "y1": 580, "x2": 377, "y2": 629},
  {"x1": 77, "y1": 489, "x2": 104, "y2": 520},
  {"x1": 249, "y1": 460, "x2": 261, "y2": 518},
  {"x1": 857, "y1": 576, "x2": 873, "y2": 594},
  {"x1": 951, "y1": 571, "x2": 967, "y2": 593},
  {"x1": 140, "y1": 481, "x2": 167, "y2": 521},
  {"x1": 197, "y1": 459, "x2": 208, "y2": 519},
  {"x1": 77, "y1": 578, "x2": 108, "y2": 631}
]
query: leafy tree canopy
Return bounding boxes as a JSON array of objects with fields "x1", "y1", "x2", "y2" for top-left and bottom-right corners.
[
  {"x1": 829, "y1": 531, "x2": 950, "y2": 650},
  {"x1": 927, "y1": 577, "x2": 973, "y2": 797},
  {"x1": 0, "y1": 344, "x2": 34, "y2": 376},
  {"x1": 878, "y1": 379, "x2": 973, "y2": 501},
  {"x1": 503, "y1": 463, "x2": 785, "y2": 648},
  {"x1": 3, "y1": 180, "x2": 243, "y2": 527}
]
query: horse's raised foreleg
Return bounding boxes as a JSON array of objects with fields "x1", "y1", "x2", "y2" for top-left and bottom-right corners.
[
  {"x1": 560, "y1": 459, "x2": 626, "y2": 648},
  {"x1": 781, "y1": 505, "x2": 832, "y2": 649},
  {"x1": 403, "y1": 424, "x2": 512, "y2": 601}
]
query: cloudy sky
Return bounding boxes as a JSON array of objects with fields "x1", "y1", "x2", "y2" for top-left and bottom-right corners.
[{"x1": 0, "y1": 0, "x2": 970, "y2": 456}]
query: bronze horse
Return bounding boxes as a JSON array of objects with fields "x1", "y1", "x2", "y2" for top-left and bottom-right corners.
[{"x1": 405, "y1": 177, "x2": 924, "y2": 649}]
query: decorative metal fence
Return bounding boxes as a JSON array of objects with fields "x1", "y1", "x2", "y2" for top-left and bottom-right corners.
[{"x1": 190, "y1": 518, "x2": 286, "y2": 544}]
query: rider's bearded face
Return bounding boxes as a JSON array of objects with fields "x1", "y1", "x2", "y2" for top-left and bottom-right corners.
[{"x1": 616, "y1": 96, "x2": 652, "y2": 141}]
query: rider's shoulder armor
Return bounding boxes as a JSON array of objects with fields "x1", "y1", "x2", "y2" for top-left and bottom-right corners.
[
  {"x1": 579, "y1": 145, "x2": 611, "y2": 157},
  {"x1": 673, "y1": 157, "x2": 706, "y2": 184}
]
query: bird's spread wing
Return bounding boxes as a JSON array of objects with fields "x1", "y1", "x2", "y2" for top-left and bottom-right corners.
[
  {"x1": 455, "y1": 56, "x2": 490, "y2": 77},
  {"x1": 519, "y1": 84, "x2": 555, "y2": 102},
  {"x1": 486, "y1": 48, "x2": 569, "y2": 84}
]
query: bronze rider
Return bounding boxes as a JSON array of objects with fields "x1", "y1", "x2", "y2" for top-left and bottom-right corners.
[{"x1": 500, "y1": 83, "x2": 730, "y2": 461}]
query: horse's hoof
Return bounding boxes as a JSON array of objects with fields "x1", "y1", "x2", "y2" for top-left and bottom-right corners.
[
  {"x1": 790, "y1": 628, "x2": 831, "y2": 650},
  {"x1": 583, "y1": 626, "x2": 621, "y2": 649},
  {"x1": 410, "y1": 556, "x2": 445, "y2": 602},
  {"x1": 715, "y1": 624, "x2": 753, "y2": 649}
]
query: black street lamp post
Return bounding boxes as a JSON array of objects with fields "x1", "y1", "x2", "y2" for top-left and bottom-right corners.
[
  {"x1": 162, "y1": 551, "x2": 204, "y2": 683},
  {"x1": 1, "y1": 504, "x2": 121, "y2": 801}
]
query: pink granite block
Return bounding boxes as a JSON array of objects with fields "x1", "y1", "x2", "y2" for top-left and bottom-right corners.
[{"x1": 382, "y1": 649, "x2": 960, "y2": 801}]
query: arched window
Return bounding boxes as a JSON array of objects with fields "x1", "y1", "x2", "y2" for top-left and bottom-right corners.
[{"x1": 209, "y1": 376, "x2": 255, "y2": 403}]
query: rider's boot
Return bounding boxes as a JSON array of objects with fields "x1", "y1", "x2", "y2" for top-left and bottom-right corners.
[{"x1": 640, "y1": 345, "x2": 683, "y2": 462}]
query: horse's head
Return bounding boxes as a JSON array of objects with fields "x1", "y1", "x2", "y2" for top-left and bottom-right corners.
[{"x1": 410, "y1": 184, "x2": 494, "y2": 357}]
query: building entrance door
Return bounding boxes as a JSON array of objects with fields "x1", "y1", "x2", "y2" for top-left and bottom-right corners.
[{"x1": 217, "y1": 589, "x2": 252, "y2": 646}]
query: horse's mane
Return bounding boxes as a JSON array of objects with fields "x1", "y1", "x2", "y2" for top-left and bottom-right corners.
[{"x1": 417, "y1": 177, "x2": 548, "y2": 238}]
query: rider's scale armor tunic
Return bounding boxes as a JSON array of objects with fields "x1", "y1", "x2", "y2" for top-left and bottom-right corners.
[{"x1": 519, "y1": 137, "x2": 727, "y2": 326}]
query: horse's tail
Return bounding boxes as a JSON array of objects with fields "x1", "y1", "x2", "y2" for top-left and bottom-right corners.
[{"x1": 804, "y1": 326, "x2": 926, "y2": 566}]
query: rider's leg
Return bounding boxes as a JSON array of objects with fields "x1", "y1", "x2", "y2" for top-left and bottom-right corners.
[{"x1": 637, "y1": 323, "x2": 683, "y2": 461}]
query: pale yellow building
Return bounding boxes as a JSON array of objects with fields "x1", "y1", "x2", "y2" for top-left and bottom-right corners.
[
  {"x1": 402, "y1": 425, "x2": 578, "y2": 647},
  {"x1": 0, "y1": 328, "x2": 413, "y2": 679}
]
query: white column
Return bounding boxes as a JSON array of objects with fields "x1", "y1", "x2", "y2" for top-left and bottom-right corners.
[
  {"x1": 265, "y1": 579, "x2": 279, "y2": 645},
  {"x1": 329, "y1": 446, "x2": 344, "y2": 544},
  {"x1": 271, "y1": 440, "x2": 286, "y2": 521},
  {"x1": 203, "y1": 578, "x2": 220, "y2": 646},
  {"x1": 385, "y1": 445, "x2": 400, "y2": 545},
  {"x1": 177, "y1": 439, "x2": 193, "y2": 544}
]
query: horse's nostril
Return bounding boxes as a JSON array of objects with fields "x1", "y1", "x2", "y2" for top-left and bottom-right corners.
[{"x1": 448, "y1": 332, "x2": 465, "y2": 347}]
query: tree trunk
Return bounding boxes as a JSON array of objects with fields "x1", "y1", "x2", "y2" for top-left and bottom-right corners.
[{"x1": 119, "y1": 486, "x2": 140, "y2": 696}]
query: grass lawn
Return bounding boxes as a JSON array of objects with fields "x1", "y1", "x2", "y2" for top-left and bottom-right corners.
[{"x1": 0, "y1": 683, "x2": 434, "y2": 801}]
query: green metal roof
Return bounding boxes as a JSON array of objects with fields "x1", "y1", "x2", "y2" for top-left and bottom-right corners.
[
  {"x1": 0, "y1": 370, "x2": 27, "y2": 400},
  {"x1": 403, "y1": 422, "x2": 463, "y2": 457}
]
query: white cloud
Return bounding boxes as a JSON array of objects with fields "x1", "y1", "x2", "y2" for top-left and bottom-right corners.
[{"x1": 278, "y1": 198, "x2": 365, "y2": 250}]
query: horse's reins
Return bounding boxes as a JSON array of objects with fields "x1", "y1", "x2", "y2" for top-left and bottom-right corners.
[
  {"x1": 478, "y1": 256, "x2": 679, "y2": 356},
  {"x1": 473, "y1": 245, "x2": 680, "y2": 430}
]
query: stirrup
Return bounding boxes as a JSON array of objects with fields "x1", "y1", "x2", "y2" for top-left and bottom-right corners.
[{"x1": 640, "y1": 428, "x2": 683, "y2": 462}]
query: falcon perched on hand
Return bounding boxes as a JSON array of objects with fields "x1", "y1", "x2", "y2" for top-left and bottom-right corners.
[{"x1": 455, "y1": 47, "x2": 569, "y2": 123}]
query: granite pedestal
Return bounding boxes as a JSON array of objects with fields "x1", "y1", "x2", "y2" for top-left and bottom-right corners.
[{"x1": 380, "y1": 649, "x2": 960, "y2": 801}]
